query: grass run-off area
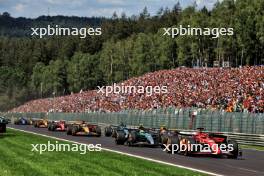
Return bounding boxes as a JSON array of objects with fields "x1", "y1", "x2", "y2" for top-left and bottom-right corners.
[{"x1": 0, "y1": 129, "x2": 206, "y2": 176}]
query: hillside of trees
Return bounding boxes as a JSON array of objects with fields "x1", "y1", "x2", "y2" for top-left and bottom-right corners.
[
  {"x1": 0, "y1": 0, "x2": 263, "y2": 111},
  {"x1": 0, "y1": 12, "x2": 103, "y2": 37}
]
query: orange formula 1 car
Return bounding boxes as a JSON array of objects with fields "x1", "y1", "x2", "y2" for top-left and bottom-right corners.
[
  {"x1": 66, "y1": 121, "x2": 101, "y2": 137},
  {"x1": 33, "y1": 119, "x2": 48, "y2": 128}
]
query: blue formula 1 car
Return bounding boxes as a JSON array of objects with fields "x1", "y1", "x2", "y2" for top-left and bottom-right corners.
[{"x1": 14, "y1": 117, "x2": 32, "y2": 125}]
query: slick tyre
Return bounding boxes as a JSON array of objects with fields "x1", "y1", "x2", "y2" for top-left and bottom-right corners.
[
  {"x1": 48, "y1": 124, "x2": 51, "y2": 131},
  {"x1": 72, "y1": 126, "x2": 78, "y2": 136},
  {"x1": 166, "y1": 136, "x2": 180, "y2": 154},
  {"x1": 183, "y1": 138, "x2": 196, "y2": 156},
  {"x1": 34, "y1": 122, "x2": 38, "y2": 128},
  {"x1": 96, "y1": 127, "x2": 101, "y2": 137},
  {"x1": 127, "y1": 131, "x2": 137, "y2": 146},
  {"x1": 160, "y1": 134, "x2": 168, "y2": 149},
  {"x1": 115, "y1": 131, "x2": 126, "y2": 145},
  {"x1": 66, "y1": 126, "x2": 72, "y2": 135},
  {"x1": 3, "y1": 125, "x2": 6, "y2": 133},
  {"x1": 50, "y1": 124, "x2": 56, "y2": 131},
  {"x1": 104, "y1": 127, "x2": 112, "y2": 137},
  {"x1": 227, "y1": 140, "x2": 239, "y2": 159}
]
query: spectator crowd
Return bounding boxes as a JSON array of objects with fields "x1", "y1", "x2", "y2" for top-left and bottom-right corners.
[{"x1": 11, "y1": 66, "x2": 264, "y2": 113}]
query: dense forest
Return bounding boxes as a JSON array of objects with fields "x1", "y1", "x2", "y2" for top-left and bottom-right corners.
[
  {"x1": 0, "y1": 12, "x2": 103, "y2": 37},
  {"x1": 0, "y1": 0, "x2": 263, "y2": 111}
]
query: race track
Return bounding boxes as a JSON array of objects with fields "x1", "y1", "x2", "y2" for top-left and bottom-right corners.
[{"x1": 8, "y1": 124, "x2": 264, "y2": 176}]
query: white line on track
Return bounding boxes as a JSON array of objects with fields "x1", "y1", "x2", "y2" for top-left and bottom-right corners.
[{"x1": 8, "y1": 127, "x2": 223, "y2": 176}]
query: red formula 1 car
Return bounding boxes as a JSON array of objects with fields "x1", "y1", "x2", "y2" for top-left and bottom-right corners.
[
  {"x1": 164, "y1": 128, "x2": 241, "y2": 159},
  {"x1": 48, "y1": 121, "x2": 66, "y2": 131}
]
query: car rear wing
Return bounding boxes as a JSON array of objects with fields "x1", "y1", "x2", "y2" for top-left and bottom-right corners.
[
  {"x1": 32, "y1": 118, "x2": 49, "y2": 121},
  {"x1": 49, "y1": 120, "x2": 66, "y2": 123},
  {"x1": 66, "y1": 121, "x2": 100, "y2": 126},
  {"x1": 177, "y1": 131, "x2": 196, "y2": 136}
]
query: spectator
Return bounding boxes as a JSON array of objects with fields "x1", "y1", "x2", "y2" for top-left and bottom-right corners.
[{"x1": 11, "y1": 66, "x2": 264, "y2": 113}]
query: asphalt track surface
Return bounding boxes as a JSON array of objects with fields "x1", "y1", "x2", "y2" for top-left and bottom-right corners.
[{"x1": 8, "y1": 124, "x2": 264, "y2": 176}]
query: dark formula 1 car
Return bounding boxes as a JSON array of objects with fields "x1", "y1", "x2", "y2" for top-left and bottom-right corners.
[
  {"x1": 105, "y1": 123, "x2": 130, "y2": 144},
  {"x1": 33, "y1": 119, "x2": 48, "y2": 128},
  {"x1": 115, "y1": 126, "x2": 160, "y2": 146},
  {"x1": 14, "y1": 117, "x2": 32, "y2": 125},
  {"x1": 66, "y1": 121, "x2": 101, "y2": 137},
  {"x1": 0, "y1": 117, "x2": 8, "y2": 133},
  {"x1": 159, "y1": 127, "x2": 180, "y2": 152},
  {"x1": 48, "y1": 121, "x2": 66, "y2": 131},
  {"x1": 164, "y1": 128, "x2": 241, "y2": 159},
  {"x1": 104, "y1": 123, "x2": 127, "y2": 137}
]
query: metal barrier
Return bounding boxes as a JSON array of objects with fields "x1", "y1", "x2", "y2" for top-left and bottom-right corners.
[
  {"x1": 177, "y1": 129, "x2": 264, "y2": 147},
  {"x1": 3, "y1": 108, "x2": 264, "y2": 134},
  {"x1": 2, "y1": 108, "x2": 264, "y2": 146},
  {"x1": 1, "y1": 108, "x2": 264, "y2": 146},
  {"x1": 226, "y1": 133, "x2": 264, "y2": 146}
]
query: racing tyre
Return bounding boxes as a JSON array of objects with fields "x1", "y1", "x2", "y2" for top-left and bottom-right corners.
[
  {"x1": 66, "y1": 126, "x2": 72, "y2": 135},
  {"x1": 104, "y1": 127, "x2": 112, "y2": 137},
  {"x1": 166, "y1": 136, "x2": 180, "y2": 154},
  {"x1": 0, "y1": 124, "x2": 6, "y2": 133},
  {"x1": 3, "y1": 125, "x2": 6, "y2": 133},
  {"x1": 96, "y1": 127, "x2": 101, "y2": 137},
  {"x1": 127, "y1": 131, "x2": 137, "y2": 146},
  {"x1": 160, "y1": 134, "x2": 168, "y2": 149},
  {"x1": 72, "y1": 126, "x2": 78, "y2": 136},
  {"x1": 183, "y1": 138, "x2": 196, "y2": 156},
  {"x1": 227, "y1": 140, "x2": 239, "y2": 159},
  {"x1": 130, "y1": 131, "x2": 137, "y2": 142},
  {"x1": 3, "y1": 124, "x2": 6, "y2": 132},
  {"x1": 34, "y1": 122, "x2": 38, "y2": 128},
  {"x1": 50, "y1": 124, "x2": 56, "y2": 131},
  {"x1": 112, "y1": 130, "x2": 117, "y2": 138},
  {"x1": 48, "y1": 124, "x2": 51, "y2": 131},
  {"x1": 115, "y1": 131, "x2": 126, "y2": 145}
]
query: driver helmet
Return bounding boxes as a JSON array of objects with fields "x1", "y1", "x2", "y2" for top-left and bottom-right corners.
[{"x1": 139, "y1": 124, "x2": 144, "y2": 130}]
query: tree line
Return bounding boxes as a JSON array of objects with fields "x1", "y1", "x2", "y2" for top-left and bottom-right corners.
[{"x1": 0, "y1": 0, "x2": 263, "y2": 111}]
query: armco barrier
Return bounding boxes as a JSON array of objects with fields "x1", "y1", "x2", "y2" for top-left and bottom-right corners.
[
  {"x1": 226, "y1": 133, "x2": 264, "y2": 146},
  {"x1": 177, "y1": 129, "x2": 264, "y2": 147},
  {"x1": 2, "y1": 108, "x2": 264, "y2": 146}
]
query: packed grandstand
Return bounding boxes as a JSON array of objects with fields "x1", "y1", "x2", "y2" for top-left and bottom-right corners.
[{"x1": 11, "y1": 66, "x2": 263, "y2": 113}]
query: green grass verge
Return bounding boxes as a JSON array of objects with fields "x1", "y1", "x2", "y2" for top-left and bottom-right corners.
[
  {"x1": 241, "y1": 145, "x2": 264, "y2": 151},
  {"x1": 0, "y1": 129, "x2": 207, "y2": 176}
]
